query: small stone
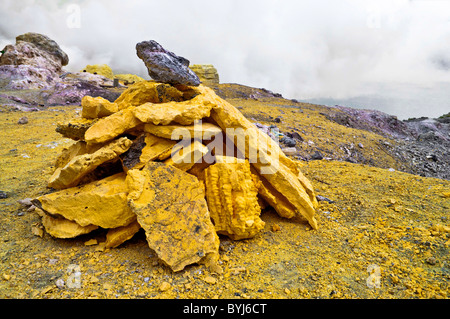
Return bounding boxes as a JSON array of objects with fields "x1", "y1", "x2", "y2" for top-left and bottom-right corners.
[
  {"x1": 84, "y1": 239, "x2": 98, "y2": 246},
  {"x1": 17, "y1": 198, "x2": 33, "y2": 206},
  {"x1": 271, "y1": 224, "x2": 281, "y2": 232},
  {"x1": 159, "y1": 281, "x2": 171, "y2": 292},
  {"x1": 204, "y1": 275, "x2": 217, "y2": 285},
  {"x1": 2, "y1": 273, "x2": 11, "y2": 281},
  {"x1": 55, "y1": 278, "x2": 65, "y2": 289},
  {"x1": 17, "y1": 116, "x2": 28, "y2": 124},
  {"x1": 0, "y1": 191, "x2": 8, "y2": 199},
  {"x1": 425, "y1": 257, "x2": 437, "y2": 265}
]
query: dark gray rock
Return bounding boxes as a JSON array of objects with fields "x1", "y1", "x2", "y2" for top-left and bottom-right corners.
[{"x1": 136, "y1": 40, "x2": 200, "y2": 86}]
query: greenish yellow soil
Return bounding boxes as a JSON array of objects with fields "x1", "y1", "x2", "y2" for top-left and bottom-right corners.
[{"x1": 0, "y1": 94, "x2": 449, "y2": 299}]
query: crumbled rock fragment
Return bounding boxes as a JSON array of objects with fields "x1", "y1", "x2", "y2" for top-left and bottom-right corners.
[
  {"x1": 204, "y1": 159, "x2": 264, "y2": 240},
  {"x1": 48, "y1": 137, "x2": 132, "y2": 189},
  {"x1": 56, "y1": 117, "x2": 98, "y2": 141},
  {"x1": 105, "y1": 220, "x2": 141, "y2": 248},
  {"x1": 126, "y1": 162, "x2": 219, "y2": 272},
  {"x1": 33, "y1": 173, "x2": 135, "y2": 229},
  {"x1": 41, "y1": 213, "x2": 98, "y2": 238}
]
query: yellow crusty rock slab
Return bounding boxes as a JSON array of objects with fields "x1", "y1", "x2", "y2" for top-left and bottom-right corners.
[
  {"x1": 40, "y1": 212, "x2": 99, "y2": 239},
  {"x1": 121, "y1": 133, "x2": 177, "y2": 171},
  {"x1": 48, "y1": 137, "x2": 133, "y2": 189},
  {"x1": 81, "y1": 96, "x2": 118, "y2": 119},
  {"x1": 33, "y1": 173, "x2": 135, "y2": 229},
  {"x1": 84, "y1": 107, "x2": 142, "y2": 145},
  {"x1": 56, "y1": 117, "x2": 98, "y2": 141},
  {"x1": 105, "y1": 220, "x2": 141, "y2": 248},
  {"x1": 114, "y1": 81, "x2": 185, "y2": 110},
  {"x1": 126, "y1": 162, "x2": 220, "y2": 272},
  {"x1": 132, "y1": 86, "x2": 216, "y2": 126},
  {"x1": 204, "y1": 159, "x2": 264, "y2": 240},
  {"x1": 144, "y1": 121, "x2": 222, "y2": 140}
]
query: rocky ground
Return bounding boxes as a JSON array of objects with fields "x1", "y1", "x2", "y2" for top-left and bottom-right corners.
[{"x1": 1, "y1": 83, "x2": 449, "y2": 299}]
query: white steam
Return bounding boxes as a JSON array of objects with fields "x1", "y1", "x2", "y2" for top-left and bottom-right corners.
[{"x1": 0, "y1": 0, "x2": 449, "y2": 119}]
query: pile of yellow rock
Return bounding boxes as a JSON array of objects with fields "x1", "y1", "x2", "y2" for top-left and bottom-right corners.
[{"x1": 32, "y1": 81, "x2": 318, "y2": 272}]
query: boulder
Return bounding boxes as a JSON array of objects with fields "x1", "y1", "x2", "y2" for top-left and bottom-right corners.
[
  {"x1": 136, "y1": 40, "x2": 200, "y2": 86},
  {"x1": 127, "y1": 162, "x2": 219, "y2": 272},
  {"x1": 15, "y1": 32, "x2": 69, "y2": 66}
]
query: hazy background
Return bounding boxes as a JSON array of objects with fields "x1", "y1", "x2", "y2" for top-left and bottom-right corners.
[{"x1": 0, "y1": 0, "x2": 449, "y2": 119}]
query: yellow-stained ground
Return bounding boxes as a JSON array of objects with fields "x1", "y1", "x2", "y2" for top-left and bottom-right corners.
[{"x1": 0, "y1": 91, "x2": 449, "y2": 299}]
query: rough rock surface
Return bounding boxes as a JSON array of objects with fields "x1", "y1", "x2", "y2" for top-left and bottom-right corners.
[
  {"x1": 136, "y1": 40, "x2": 200, "y2": 86},
  {"x1": 33, "y1": 173, "x2": 135, "y2": 229},
  {"x1": 81, "y1": 96, "x2": 118, "y2": 119},
  {"x1": 127, "y1": 162, "x2": 219, "y2": 272},
  {"x1": 48, "y1": 137, "x2": 132, "y2": 189},
  {"x1": 15, "y1": 32, "x2": 69, "y2": 66},
  {"x1": 105, "y1": 220, "x2": 141, "y2": 248},
  {"x1": 204, "y1": 159, "x2": 264, "y2": 240},
  {"x1": 144, "y1": 122, "x2": 222, "y2": 140},
  {"x1": 189, "y1": 64, "x2": 219, "y2": 85},
  {"x1": 40, "y1": 212, "x2": 99, "y2": 239}
]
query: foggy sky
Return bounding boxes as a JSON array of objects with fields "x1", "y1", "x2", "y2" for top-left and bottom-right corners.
[{"x1": 0, "y1": 0, "x2": 449, "y2": 119}]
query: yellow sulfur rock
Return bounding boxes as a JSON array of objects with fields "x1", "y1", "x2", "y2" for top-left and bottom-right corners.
[
  {"x1": 84, "y1": 107, "x2": 142, "y2": 145},
  {"x1": 33, "y1": 173, "x2": 135, "y2": 229},
  {"x1": 164, "y1": 140, "x2": 209, "y2": 171},
  {"x1": 121, "y1": 133, "x2": 177, "y2": 171},
  {"x1": 81, "y1": 96, "x2": 118, "y2": 119},
  {"x1": 114, "y1": 81, "x2": 185, "y2": 110},
  {"x1": 114, "y1": 74, "x2": 145, "y2": 85},
  {"x1": 37, "y1": 210, "x2": 98, "y2": 238},
  {"x1": 105, "y1": 220, "x2": 141, "y2": 248},
  {"x1": 204, "y1": 159, "x2": 264, "y2": 240},
  {"x1": 81, "y1": 64, "x2": 114, "y2": 79},
  {"x1": 144, "y1": 121, "x2": 222, "y2": 140},
  {"x1": 132, "y1": 85, "x2": 215, "y2": 125},
  {"x1": 126, "y1": 162, "x2": 219, "y2": 272},
  {"x1": 48, "y1": 137, "x2": 132, "y2": 189},
  {"x1": 189, "y1": 64, "x2": 219, "y2": 85},
  {"x1": 56, "y1": 117, "x2": 98, "y2": 141}
]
